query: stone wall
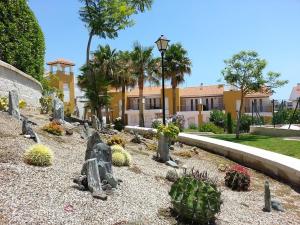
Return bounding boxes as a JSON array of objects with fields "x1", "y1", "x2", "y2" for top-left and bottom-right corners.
[{"x1": 0, "y1": 60, "x2": 43, "y2": 107}]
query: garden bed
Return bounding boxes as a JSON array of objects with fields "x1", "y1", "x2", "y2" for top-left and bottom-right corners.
[{"x1": 0, "y1": 111, "x2": 300, "y2": 224}]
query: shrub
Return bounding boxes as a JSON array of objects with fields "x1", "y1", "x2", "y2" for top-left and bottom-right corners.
[
  {"x1": 43, "y1": 121, "x2": 63, "y2": 136},
  {"x1": 112, "y1": 152, "x2": 126, "y2": 167},
  {"x1": 210, "y1": 110, "x2": 225, "y2": 128},
  {"x1": 226, "y1": 112, "x2": 233, "y2": 134},
  {"x1": 151, "y1": 119, "x2": 162, "y2": 129},
  {"x1": 224, "y1": 164, "x2": 251, "y2": 191},
  {"x1": 114, "y1": 117, "x2": 124, "y2": 131},
  {"x1": 0, "y1": 0, "x2": 45, "y2": 81},
  {"x1": 188, "y1": 123, "x2": 197, "y2": 130},
  {"x1": 169, "y1": 175, "x2": 221, "y2": 224},
  {"x1": 0, "y1": 97, "x2": 8, "y2": 111},
  {"x1": 239, "y1": 114, "x2": 252, "y2": 133},
  {"x1": 198, "y1": 122, "x2": 223, "y2": 134},
  {"x1": 40, "y1": 96, "x2": 53, "y2": 114},
  {"x1": 19, "y1": 99, "x2": 27, "y2": 109},
  {"x1": 171, "y1": 114, "x2": 185, "y2": 132},
  {"x1": 107, "y1": 135, "x2": 126, "y2": 147},
  {"x1": 24, "y1": 144, "x2": 53, "y2": 166},
  {"x1": 157, "y1": 123, "x2": 180, "y2": 140}
]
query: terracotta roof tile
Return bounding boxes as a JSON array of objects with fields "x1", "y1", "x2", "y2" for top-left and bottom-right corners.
[
  {"x1": 47, "y1": 58, "x2": 75, "y2": 66},
  {"x1": 127, "y1": 86, "x2": 163, "y2": 97},
  {"x1": 180, "y1": 85, "x2": 224, "y2": 97}
]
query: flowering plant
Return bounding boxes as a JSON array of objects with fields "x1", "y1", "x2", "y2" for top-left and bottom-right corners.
[{"x1": 224, "y1": 164, "x2": 251, "y2": 191}]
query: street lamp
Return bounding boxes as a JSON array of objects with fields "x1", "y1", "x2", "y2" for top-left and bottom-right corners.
[{"x1": 155, "y1": 35, "x2": 170, "y2": 125}]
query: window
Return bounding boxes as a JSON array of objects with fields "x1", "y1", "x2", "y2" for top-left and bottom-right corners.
[
  {"x1": 206, "y1": 99, "x2": 209, "y2": 110},
  {"x1": 195, "y1": 99, "x2": 198, "y2": 111},
  {"x1": 259, "y1": 99, "x2": 263, "y2": 112},
  {"x1": 191, "y1": 99, "x2": 194, "y2": 111},
  {"x1": 211, "y1": 98, "x2": 214, "y2": 109}
]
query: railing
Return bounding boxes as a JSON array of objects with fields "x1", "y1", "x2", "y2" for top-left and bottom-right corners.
[
  {"x1": 127, "y1": 104, "x2": 162, "y2": 110},
  {"x1": 179, "y1": 104, "x2": 224, "y2": 112},
  {"x1": 244, "y1": 105, "x2": 273, "y2": 113}
]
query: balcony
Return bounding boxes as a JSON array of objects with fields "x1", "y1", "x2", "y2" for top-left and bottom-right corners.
[
  {"x1": 127, "y1": 104, "x2": 162, "y2": 111},
  {"x1": 179, "y1": 104, "x2": 224, "y2": 112},
  {"x1": 244, "y1": 105, "x2": 273, "y2": 113}
]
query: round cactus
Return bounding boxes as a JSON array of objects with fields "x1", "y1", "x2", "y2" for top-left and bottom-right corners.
[
  {"x1": 111, "y1": 145, "x2": 125, "y2": 153},
  {"x1": 123, "y1": 151, "x2": 132, "y2": 166},
  {"x1": 112, "y1": 152, "x2": 126, "y2": 167},
  {"x1": 169, "y1": 176, "x2": 221, "y2": 224},
  {"x1": 24, "y1": 144, "x2": 53, "y2": 167},
  {"x1": 224, "y1": 165, "x2": 250, "y2": 191}
]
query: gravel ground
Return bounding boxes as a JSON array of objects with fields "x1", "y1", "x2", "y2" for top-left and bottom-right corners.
[{"x1": 0, "y1": 111, "x2": 300, "y2": 225}]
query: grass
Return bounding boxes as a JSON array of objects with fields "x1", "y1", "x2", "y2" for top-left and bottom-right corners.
[{"x1": 212, "y1": 134, "x2": 300, "y2": 159}]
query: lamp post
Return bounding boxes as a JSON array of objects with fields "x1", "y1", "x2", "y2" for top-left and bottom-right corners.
[{"x1": 155, "y1": 35, "x2": 170, "y2": 125}]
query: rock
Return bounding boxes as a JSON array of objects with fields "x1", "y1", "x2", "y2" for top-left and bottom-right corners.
[
  {"x1": 264, "y1": 181, "x2": 271, "y2": 212},
  {"x1": 52, "y1": 98, "x2": 64, "y2": 123},
  {"x1": 131, "y1": 132, "x2": 142, "y2": 144},
  {"x1": 271, "y1": 200, "x2": 284, "y2": 212},
  {"x1": 73, "y1": 122, "x2": 80, "y2": 126},
  {"x1": 66, "y1": 129, "x2": 73, "y2": 135},
  {"x1": 165, "y1": 160, "x2": 179, "y2": 168},
  {"x1": 158, "y1": 134, "x2": 170, "y2": 162},
  {"x1": 92, "y1": 115, "x2": 100, "y2": 130},
  {"x1": 181, "y1": 164, "x2": 187, "y2": 175},
  {"x1": 105, "y1": 173, "x2": 118, "y2": 189},
  {"x1": 22, "y1": 119, "x2": 39, "y2": 143},
  {"x1": 169, "y1": 146, "x2": 175, "y2": 151},
  {"x1": 8, "y1": 90, "x2": 20, "y2": 120},
  {"x1": 166, "y1": 169, "x2": 179, "y2": 182},
  {"x1": 192, "y1": 147, "x2": 198, "y2": 151}
]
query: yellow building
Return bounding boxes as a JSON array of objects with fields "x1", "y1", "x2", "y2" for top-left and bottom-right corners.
[
  {"x1": 109, "y1": 84, "x2": 273, "y2": 128},
  {"x1": 47, "y1": 59, "x2": 76, "y2": 114}
]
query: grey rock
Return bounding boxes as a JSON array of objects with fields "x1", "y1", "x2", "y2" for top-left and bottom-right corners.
[
  {"x1": 8, "y1": 90, "x2": 20, "y2": 120},
  {"x1": 53, "y1": 98, "x2": 64, "y2": 122},
  {"x1": 158, "y1": 134, "x2": 170, "y2": 162},
  {"x1": 166, "y1": 169, "x2": 179, "y2": 182},
  {"x1": 66, "y1": 129, "x2": 73, "y2": 135},
  {"x1": 105, "y1": 173, "x2": 118, "y2": 188},
  {"x1": 271, "y1": 200, "x2": 284, "y2": 212},
  {"x1": 169, "y1": 146, "x2": 175, "y2": 151},
  {"x1": 22, "y1": 119, "x2": 39, "y2": 143},
  {"x1": 131, "y1": 132, "x2": 142, "y2": 144},
  {"x1": 92, "y1": 115, "x2": 100, "y2": 130},
  {"x1": 165, "y1": 160, "x2": 179, "y2": 168}
]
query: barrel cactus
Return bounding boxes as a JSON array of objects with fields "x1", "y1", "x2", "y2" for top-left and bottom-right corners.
[
  {"x1": 111, "y1": 145, "x2": 132, "y2": 166},
  {"x1": 112, "y1": 152, "x2": 126, "y2": 167},
  {"x1": 169, "y1": 176, "x2": 221, "y2": 224},
  {"x1": 224, "y1": 164, "x2": 250, "y2": 191}
]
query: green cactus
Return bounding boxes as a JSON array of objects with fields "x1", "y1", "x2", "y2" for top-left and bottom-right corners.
[{"x1": 169, "y1": 176, "x2": 221, "y2": 224}]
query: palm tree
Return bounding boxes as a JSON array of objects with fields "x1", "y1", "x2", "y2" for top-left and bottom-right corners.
[
  {"x1": 164, "y1": 43, "x2": 192, "y2": 115},
  {"x1": 78, "y1": 44, "x2": 117, "y2": 124},
  {"x1": 131, "y1": 42, "x2": 160, "y2": 127},
  {"x1": 112, "y1": 50, "x2": 136, "y2": 123}
]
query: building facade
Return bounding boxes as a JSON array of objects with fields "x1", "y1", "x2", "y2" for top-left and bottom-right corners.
[
  {"x1": 109, "y1": 84, "x2": 273, "y2": 128},
  {"x1": 46, "y1": 59, "x2": 76, "y2": 114}
]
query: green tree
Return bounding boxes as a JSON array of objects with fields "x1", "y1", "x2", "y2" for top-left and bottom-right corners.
[
  {"x1": 0, "y1": 0, "x2": 45, "y2": 81},
  {"x1": 78, "y1": 45, "x2": 117, "y2": 123},
  {"x1": 112, "y1": 51, "x2": 136, "y2": 123},
  {"x1": 131, "y1": 42, "x2": 160, "y2": 127},
  {"x1": 79, "y1": 0, "x2": 153, "y2": 64},
  {"x1": 165, "y1": 43, "x2": 192, "y2": 114},
  {"x1": 222, "y1": 50, "x2": 287, "y2": 138}
]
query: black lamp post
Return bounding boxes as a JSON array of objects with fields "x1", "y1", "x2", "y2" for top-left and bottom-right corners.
[{"x1": 155, "y1": 35, "x2": 170, "y2": 125}]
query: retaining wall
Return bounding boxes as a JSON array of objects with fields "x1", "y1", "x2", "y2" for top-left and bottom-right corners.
[
  {"x1": 125, "y1": 126, "x2": 300, "y2": 187},
  {"x1": 250, "y1": 125, "x2": 300, "y2": 137},
  {"x1": 0, "y1": 60, "x2": 43, "y2": 107}
]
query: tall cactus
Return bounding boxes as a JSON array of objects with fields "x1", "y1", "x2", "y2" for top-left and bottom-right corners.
[{"x1": 169, "y1": 176, "x2": 221, "y2": 224}]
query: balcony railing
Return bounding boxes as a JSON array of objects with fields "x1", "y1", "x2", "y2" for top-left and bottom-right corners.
[
  {"x1": 127, "y1": 104, "x2": 162, "y2": 110},
  {"x1": 179, "y1": 104, "x2": 224, "y2": 112},
  {"x1": 244, "y1": 105, "x2": 272, "y2": 113}
]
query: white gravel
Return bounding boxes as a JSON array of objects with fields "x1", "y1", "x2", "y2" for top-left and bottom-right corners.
[{"x1": 0, "y1": 111, "x2": 300, "y2": 225}]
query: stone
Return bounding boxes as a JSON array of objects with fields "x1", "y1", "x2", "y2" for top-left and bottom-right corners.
[
  {"x1": 66, "y1": 129, "x2": 73, "y2": 135},
  {"x1": 165, "y1": 160, "x2": 179, "y2": 168},
  {"x1": 52, "y1": 98, "x2": 64, "y2": 123},
  {"x1": 8, "y1": 90, "x2": 20, "y2": 120},
  {"x1": 105, "y1": 173, "x2": 118, "y2": 188},
  {"x1": 22, "y1": 119, "x2": 39, "y2": 143},
  {"x1": 158, "y1": 134, "x2": 170, "y2": 162},
  {"x1": 169, "y1": 146, "x2": 175, "y2": 151},
  {"x1": 131, "y1": 132, "x2": 142, "y2": 144},
  {"x1": 166, "y1": 169, "x2": 179, "y2": 182},
  {"x1": 271, "y1": 200, "x2": 284, "y2": 212},
  {"x1": 263, "y1": 181, "x2": 271, "y2": 212},
  {"x1": 85, "y1": 158, "x2": 107, "y2": 200},
  {"x1": 92, "y1": 115, "x2": 100, "y2": 130}
]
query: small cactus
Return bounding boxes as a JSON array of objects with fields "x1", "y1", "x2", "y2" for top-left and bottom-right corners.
[
  {"x1": 112, "y1": 152, "x2": 126, "y2": 167},
  {"x1": 169, "y1": 175, "x2": 221, "y2": 224},
  {"x1": 224, "y1": 164, "x2": 251, "y2": 191},
  {"x1": 24, "y1": 144, "x2": 53, "y2": 166},
  {"x1": 111, "y1": 145, "x2": 132, "y2": 166}
]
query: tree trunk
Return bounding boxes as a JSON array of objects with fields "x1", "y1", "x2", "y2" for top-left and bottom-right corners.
[
  {"x1": 86, "y1": 31, "x2": 93, "y2": 64},
  {"x1": 236, "y1": 93, "x2": 244, "y2": 139},
  {"x1": 97, "y1": 106, "x2": 103, "y2": 128},
  {"x1": 121, "y1": 84, "x2": 126, "y2": 123},
  {"x1": 172, "y1": 77, "x2": 177, "y2": 115},
  {"x1": 105, "y1": 106, "x2": 110, "y2": 125},
  {"x1": 138, "y1": 77, "x2": 144, "y2": 127}
]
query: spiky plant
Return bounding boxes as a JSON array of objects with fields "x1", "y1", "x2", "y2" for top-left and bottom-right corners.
[
  {"x1": 224, "y1": 165, "x2": 251, "y2": 191},
  {"x1": 112, "y1": 152, "x2": 126, "y2": 167},
  {"x1": 111, "y1": 145, "x2": 132, "y2": 166},
  {"x1": 24, "y1": 144, "x2": 53, "y2": 166},
  {"x1": 169, "y1": 176, "x2": 221, "y2": 224}
]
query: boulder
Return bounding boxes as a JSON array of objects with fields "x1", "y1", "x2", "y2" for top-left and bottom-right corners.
[
  {"x1": 8, "y1": 90, "x2": 20, "y2": 120},
  {"x1": 92, "y1": 115, "x2": 100, "y2": 130},
  {"x1": 22, "y1": 119, "x2": 39, "y2": 143},
  {"x1": 53, "y1": 98, "x2": 64, "y2": 123}
]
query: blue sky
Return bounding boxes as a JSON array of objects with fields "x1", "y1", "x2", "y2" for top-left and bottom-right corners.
[{"x1": 29, "y1": 0, "x2": 300, "y2": 99}]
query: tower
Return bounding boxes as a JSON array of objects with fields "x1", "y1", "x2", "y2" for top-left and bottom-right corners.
[{"x1": 47, "y1": 58, "x2": 75, "y2": 114}]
